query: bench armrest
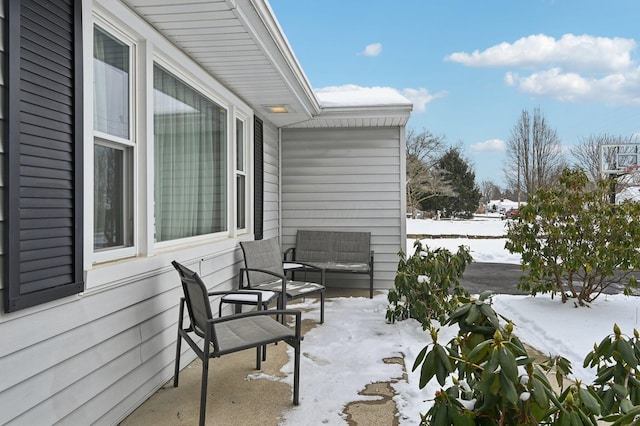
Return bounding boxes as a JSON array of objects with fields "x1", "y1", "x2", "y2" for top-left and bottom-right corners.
[{"x1": 288, "y1": 260, "x2": 323, "y2": 272}]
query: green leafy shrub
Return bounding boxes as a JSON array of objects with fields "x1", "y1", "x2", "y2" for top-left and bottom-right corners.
[
  {"x1": 586, "y1": 324, "x2": 640, "y2": 424},
  {"x1": 411, "y1": 294, "x2": 640, "y2": 425},
  {"x1": 505, "y1": 168, "x2": 640, "y2": 305},
  {"x1": 386, "y1": 240, "x2": 472, "y2": 329}
]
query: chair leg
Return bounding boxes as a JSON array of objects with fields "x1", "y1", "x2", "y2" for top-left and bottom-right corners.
[
  {"x1": 320, "y1": 291, "x2": 325, "y2": 324},
  {"x1": 256, "y1": 345, "x2": 262, "y2": 370},
  {"x1": 174, "y1": 300, "x2": 185, "y2": 387},
  {"x1": 369, "y1": 272, "x2": 374, "y2": 299},
  {"x1": 173, "y1": 333, "x2": 182, "y2": 387},
  {"x1": 199, "y1": 356, "x2": 209, "y2": 426},
  {"x1": 293, "y1": 339, "x2": 300, "y2": 405}
]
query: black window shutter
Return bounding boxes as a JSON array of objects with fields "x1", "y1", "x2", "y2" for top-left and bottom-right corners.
[
  {"x1": 4, "y1": 0, "x2": 84, "y2": 312},
  {"x1": 253, "y1": 116, "x2": 264, "y2": 240}
]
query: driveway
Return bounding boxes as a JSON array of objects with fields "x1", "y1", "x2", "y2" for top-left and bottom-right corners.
[
  {"x1": 462, "y1": 262, "x2": 640, "y2": 296},
  {"x1": 461, "y1": 262, "x2": 527, "y2": 295}
]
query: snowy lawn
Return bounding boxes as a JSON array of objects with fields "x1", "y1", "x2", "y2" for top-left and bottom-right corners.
[{"x1": 278, "y1": 218, "x2": 640, "y2": 425}]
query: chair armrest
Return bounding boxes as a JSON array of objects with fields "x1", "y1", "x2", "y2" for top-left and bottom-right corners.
[{"x1": 283, "y1": 247, "x2": 296, "y2": 261}]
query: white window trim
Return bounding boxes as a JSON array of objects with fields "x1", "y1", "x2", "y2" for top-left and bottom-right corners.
[
  {"x1": 84, "y1": 1, "x2": 257, "y2": 289},
  {"x1": 234, "y1": 114, "x2": 249, "y2": 235},
  {"x1": 152, "y1": 54, "x2": 233, "y2": 247},
  {"x1": 90, "y1": 16, "x2": 140, "y2": 264}
]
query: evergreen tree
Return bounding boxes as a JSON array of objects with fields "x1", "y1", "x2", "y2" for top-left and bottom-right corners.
[{"x1": 423, "y1": 148, "x2": 481, "y2": 218}]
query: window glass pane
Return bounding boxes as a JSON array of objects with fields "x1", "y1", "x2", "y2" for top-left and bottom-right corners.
[
  {"x1": 94, "y1": 144, "x2": 132, "y2": 250},
  {"x1": 154, "y1": 65, "x2": 228, "y2": 242},
  {"x1": 237, "y1": 175, "x2": 246, "y2": 229},
  {"x1": 236, "y1": 119, "x2": 244, "y2": 171},
  {"x1": 94, "y1": 26, "x2": 130, "y2": 139}
]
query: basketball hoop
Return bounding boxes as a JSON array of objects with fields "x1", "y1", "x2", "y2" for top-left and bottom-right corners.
[{"x1": 601, "y1": 143, "x2": 640, "y2": 176}]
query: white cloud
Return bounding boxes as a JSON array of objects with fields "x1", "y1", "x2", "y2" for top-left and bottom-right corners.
[
  {"x1": 360, "y1": 43, "x2": 382, "y2": 57},
  {"x1": 401, "y1": 88, "x2": 447, "y2": 112},
  {"x1": 445, "y1": 34, "x2": 636, "y2": 73},
  {"x1": 510, "y1": 67, "x2": 640, "y2": 105},
  {"x1": 447, "y1": 33, "x2": 640, "y2": 106},
  {"x1": 470, "y1": 139, "x2": 506, "y2": 153},
  {"x1": 504, "y1": 72, "x2": 518, "y2": 86}
]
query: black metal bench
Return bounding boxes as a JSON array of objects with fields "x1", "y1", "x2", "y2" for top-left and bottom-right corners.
[{"x1": 285, "y1": 230, "x2": 374, "y2": 298}]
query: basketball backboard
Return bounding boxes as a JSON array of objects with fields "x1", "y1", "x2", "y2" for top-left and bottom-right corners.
[{"x1": 600, "y1": 143, "x2": 640, "y2": 175}]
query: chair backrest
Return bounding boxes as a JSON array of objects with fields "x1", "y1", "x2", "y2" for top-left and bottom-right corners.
[
  {"x1": 172, "y1": 261, "x2": 213, "y2": 338},
  {"x1": 239, "y1": 238, "x2": 284, "y2": 286}
]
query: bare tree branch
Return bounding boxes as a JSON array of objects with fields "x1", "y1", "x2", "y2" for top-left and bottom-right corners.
[
  {"x1": 503, "y1": 107, "x2": 566, "y2": 198},
  {"x1": 405, "y1": 128, "x2": 455, "y2": 216},
  {"x1": 571, "y1": 133, "x2": 636, "y2": 182}
]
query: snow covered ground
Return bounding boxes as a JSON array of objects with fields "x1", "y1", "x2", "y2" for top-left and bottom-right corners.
[
  {"x1": 407, "y1": 217, "x2": 521, "y2": 264},
  {"x1": 279, "y1": 218, "x2": 640, "y2": 425}
]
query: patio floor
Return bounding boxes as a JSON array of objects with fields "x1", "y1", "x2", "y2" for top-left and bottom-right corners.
[{"x1": 120, "y1": 288, "x2": 399, "y2": 426}]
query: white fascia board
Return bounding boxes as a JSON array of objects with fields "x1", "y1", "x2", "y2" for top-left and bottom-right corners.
[
  {"x1": 231, "y1": 0, "x2": 321, "y2": 117},
  {"x1": 321, "y1": 104, "x2": 413, "y2": 124}
]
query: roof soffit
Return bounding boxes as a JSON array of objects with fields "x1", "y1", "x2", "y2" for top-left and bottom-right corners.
[{"x1": 121, "y1": 0, "x2": 319, "y2": 127}]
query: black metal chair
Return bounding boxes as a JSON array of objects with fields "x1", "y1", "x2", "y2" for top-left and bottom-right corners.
[
  {"x1": 239, "y1": 237, "x2": 326, "y2": 323},
  {"x1": 172, "y1": 260, "x2": 302, "y2": 426}
]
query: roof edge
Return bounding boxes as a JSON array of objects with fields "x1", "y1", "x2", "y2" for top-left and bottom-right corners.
[
  {"x1": 286, "y1": 103, "x2": 413, "y2": 128},
  {"x1": 241, "y1": 0, "x2": 322, "y2": 116}
]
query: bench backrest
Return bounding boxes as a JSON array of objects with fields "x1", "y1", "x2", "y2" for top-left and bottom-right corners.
[{"x1": 295, "y1": 230, "x2": 371, "y2": 264}]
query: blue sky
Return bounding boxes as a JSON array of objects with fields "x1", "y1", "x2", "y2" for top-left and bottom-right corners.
[{"x1": 268, "y1": 0, "x2": 640, "y2": 187}]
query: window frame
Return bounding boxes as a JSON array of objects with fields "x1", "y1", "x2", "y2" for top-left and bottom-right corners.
[
  {"x1": 91, "y1": 19, "x2": 137, "y2": 263},
  {"x1": 85, "y1": 6, "x2": 258, "y2": 284},
  {"x1": 235, "y1": 116, "x2": 249, "y2": 234},
  {"x1": 151, "y1": 56, "x2": 233, "y2": 249}
]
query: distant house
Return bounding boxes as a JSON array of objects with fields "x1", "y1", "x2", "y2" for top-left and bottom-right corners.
[
  {"x1": 487, "y1": 199, "x2": 520, "y2": 212},
  {"x1": 0, "y1": 1, "x2": 412, "y2": 424}
]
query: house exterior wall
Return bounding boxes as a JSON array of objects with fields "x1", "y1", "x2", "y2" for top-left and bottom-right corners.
[
  {"x1": 0, "y1": 2, "x2": 282, "y2": 425},
  {"x1": 0, "y1": 0, "x2": 406, "y2": 423},
  {"x1": 262, "y1": 119, "x2": 281, "y2": 240},
  {"x1": 0, "y1": 126, "x2": 281, "y2": 425},
  {"x1": 281, "y1": 126, "x2": 407, "y2": 290}
]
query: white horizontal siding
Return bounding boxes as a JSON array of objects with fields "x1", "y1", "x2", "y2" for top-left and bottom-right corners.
[
  {"x1": 0, "y1": 106, "x2": 281, "y2": 426},
  {"x1": 281, "y1": 127, "x2": 406, "y2": 290},
  {"x1": 0, "y1": 246, "x2": 245, "y2": 425},
  {"x1": 262, "y1": 119, "x2": 280, "y2": 239}
]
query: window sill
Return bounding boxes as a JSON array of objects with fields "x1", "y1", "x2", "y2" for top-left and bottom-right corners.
[{"x1": 85, "y1": 236, "x2": 244, "y2": 292}]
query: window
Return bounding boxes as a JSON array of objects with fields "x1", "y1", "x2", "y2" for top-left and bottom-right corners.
[
  {"x1": 236, "y1": 118, "x2": 247, "y2": 230},
  {"x1": 93, "y1": 25, "x2": 134, "y2": 253},
  {"x1": 93, "y1": 142, "x2": 132, "y2": 249},
  {"x1": 153, "y1": 64, "x2": 228, "y2": 242}
]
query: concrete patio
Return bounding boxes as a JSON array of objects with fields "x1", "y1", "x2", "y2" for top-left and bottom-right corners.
[{"x1": 120, "y1": 288, "x2": 401, "y2": 426}]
